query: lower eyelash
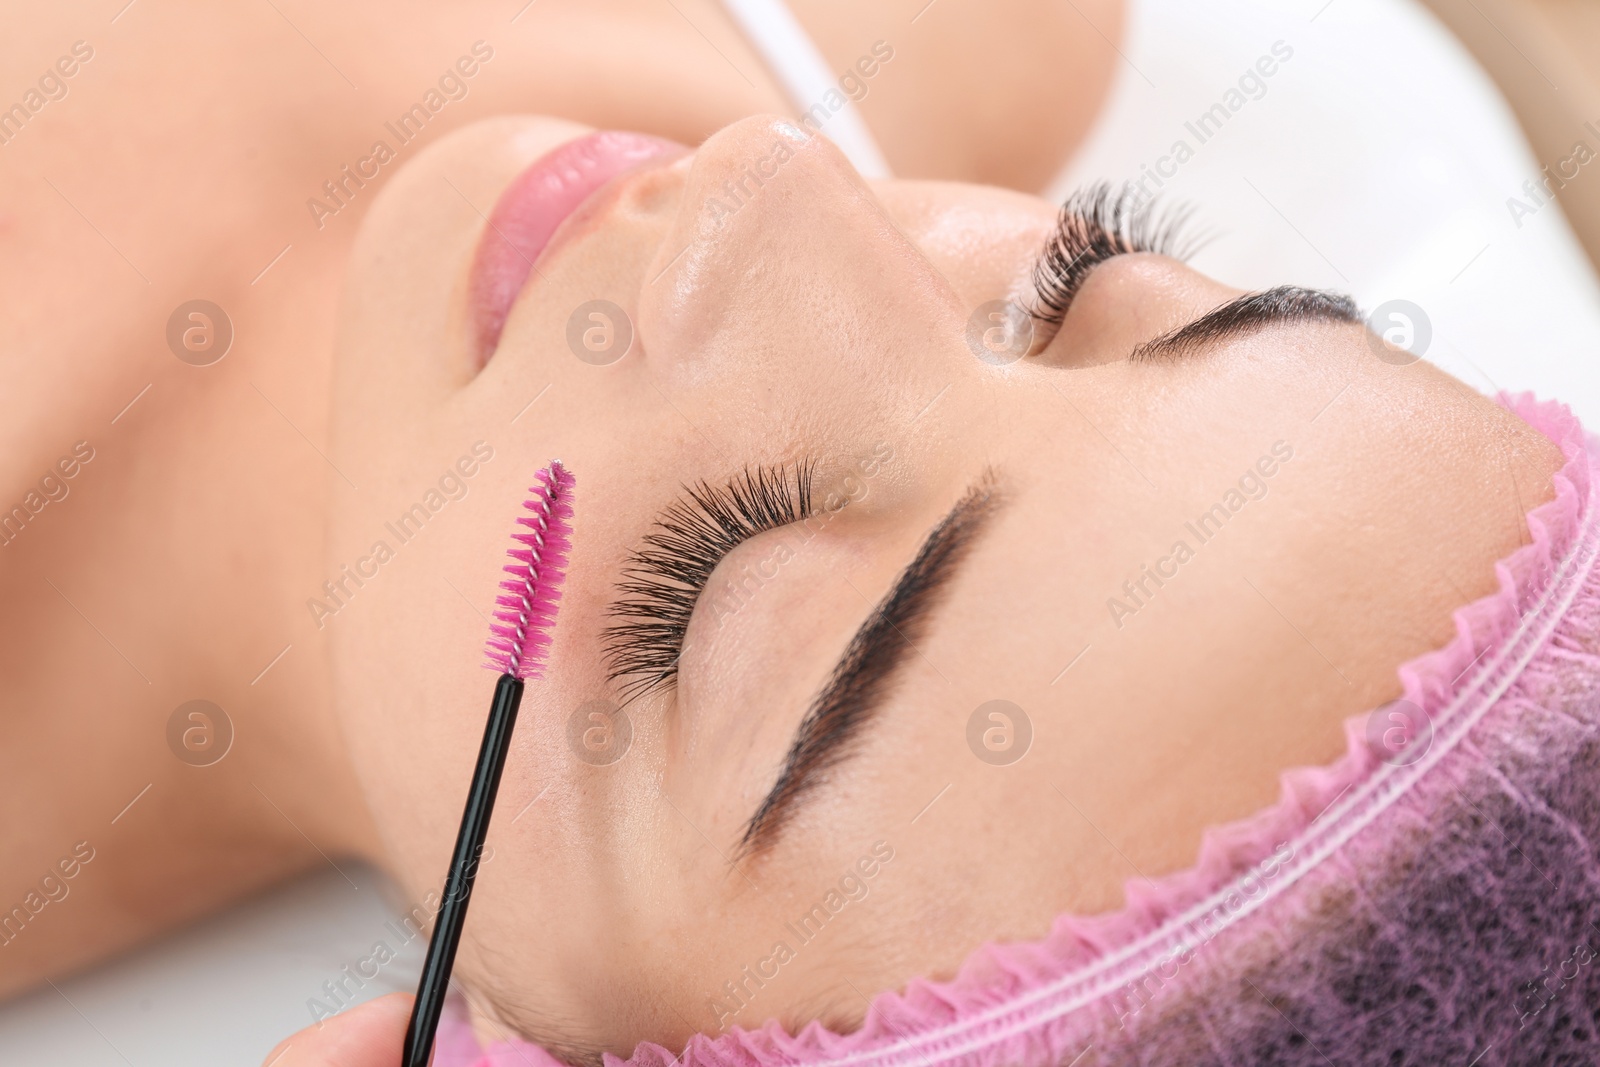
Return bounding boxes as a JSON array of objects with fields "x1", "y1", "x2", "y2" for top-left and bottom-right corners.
[
  {"x1": 603, "y1": 461, "x2": 816, "y2": 701},
  {"x1": 1028, "y1": 183, "x2": 1202, "y2": 330}
]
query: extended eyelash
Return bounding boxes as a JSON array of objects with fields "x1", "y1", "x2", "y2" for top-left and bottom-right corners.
[
  {"x1": 603, "y1": 462, "x2": 815, "y2": 702},
  {"x1": 1028, "y1": 182, "x2": 1202, "y2": 330}
]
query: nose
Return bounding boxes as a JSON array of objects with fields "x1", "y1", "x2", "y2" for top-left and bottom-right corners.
[{"x1": 635, "y1": 114, "x2": 968, "y2": 388}]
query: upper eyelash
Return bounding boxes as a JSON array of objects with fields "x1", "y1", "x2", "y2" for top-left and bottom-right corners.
[
  {"x1": 603, "y1": 462, "x2": 816, "y2": 702},
  {"x1": 1027, "y1": 183, "x2": 1201, "y2": 330},
  {"x1": 599, "y1": 192, "x2": 1187, "y2": 699}
]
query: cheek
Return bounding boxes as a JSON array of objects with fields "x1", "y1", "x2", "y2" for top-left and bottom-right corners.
[
  {"x1": 329, "y1": 556, "x2": 484, "y2": 882},
  {"x1": 872, "y1": 183, "x2": 1060, "y2": 311},
  {"x1": 325, "y1": 433, "x2": 535, "y2": 883}
]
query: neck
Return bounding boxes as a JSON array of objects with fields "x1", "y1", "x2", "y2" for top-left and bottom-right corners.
[{"x1": 0, "y1": 260, "x2": 379, "y2": 998}]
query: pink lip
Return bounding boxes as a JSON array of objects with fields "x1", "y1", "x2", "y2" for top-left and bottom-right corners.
[{"x1": 468, "y1": 130, "x2": 683, "y2": 361}]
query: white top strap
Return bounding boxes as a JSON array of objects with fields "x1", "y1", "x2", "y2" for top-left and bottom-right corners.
[{"x1": 718, "y1": 0, "x2": 894, "y2": 179}]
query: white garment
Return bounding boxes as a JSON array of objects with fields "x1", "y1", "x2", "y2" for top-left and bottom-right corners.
[
  {"x1": 726, "y1": 0, "x2": 1600, "y2": 424},
  {"x1": 717, "y1": 0, "x2": 893, "y2": 179},
  {"x1": 9, "y1": 10, "x2": 1596, "y2": 1066}
]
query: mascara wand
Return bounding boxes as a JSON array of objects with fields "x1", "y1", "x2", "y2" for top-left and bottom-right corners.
[{"x1": 402, "y1": 460, "x2": 574, "y2": 1067}]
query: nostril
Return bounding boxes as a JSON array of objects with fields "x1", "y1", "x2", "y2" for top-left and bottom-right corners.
[
  {"x1": 636, "y1": 114, "x2": 961, "y2": 381},
  {"x1": 468, "y1": 130, "x2": 684, "y2": 367}
]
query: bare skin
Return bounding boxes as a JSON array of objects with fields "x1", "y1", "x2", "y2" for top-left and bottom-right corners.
[
  {"x1": 267, "y1": 993, "x2": 411, "y2": 1067},
  {"x1": 0, "y1": 4, "x2": 1564, "y2": 1063},
  {"x1": 311, "y1": 113, "x2": 1558, "y2": 1054},
  {"x1": 0, "y1": 0, "x2": 1114, "y2": 1005},
  {"x1": 1417, "y1": 0, "x2": 1600, "y2": 273}
]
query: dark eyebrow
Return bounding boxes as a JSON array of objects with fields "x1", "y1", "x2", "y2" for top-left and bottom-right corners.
[
  {"x1": 735, "y1": 475, "x2": 1002, "y2": 860},
  {"x1": 1130, "y1": 285, "x2": 1361, "y2": 362}
]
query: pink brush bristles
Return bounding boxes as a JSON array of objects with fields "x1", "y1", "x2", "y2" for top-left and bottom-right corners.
[{"x1": 483, "y1": 460, "x2": 574, "y2": 680}]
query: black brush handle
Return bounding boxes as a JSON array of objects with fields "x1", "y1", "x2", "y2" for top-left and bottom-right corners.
[{"x1": 402, "y1": 672, "x2": 524, "y2": 1067}]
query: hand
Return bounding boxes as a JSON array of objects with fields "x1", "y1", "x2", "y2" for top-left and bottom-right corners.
[{"x1": 263, "y1": 993, "x2": 411, "y2": 1067}]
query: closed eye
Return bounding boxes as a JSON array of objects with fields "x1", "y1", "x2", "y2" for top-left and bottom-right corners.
[
  {"x1": 602, "y1": 462, "x2": 816, "y2": 703},
  {"x1": 736, "y1": 474, "x2": 1002, "y2": 859},
  {"x1": 1027, "y1": 183, "x2": 1201, "y2": 343}
]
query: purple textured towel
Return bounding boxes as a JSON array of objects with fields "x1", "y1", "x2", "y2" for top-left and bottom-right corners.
[{"x1": 439, "y1": 393, "x2": 1600, "y2": 1067}]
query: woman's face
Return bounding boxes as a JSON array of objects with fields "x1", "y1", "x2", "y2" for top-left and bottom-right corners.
[{"x1": 325, "y1": 114, "x2": 1537, "y2": 1055}]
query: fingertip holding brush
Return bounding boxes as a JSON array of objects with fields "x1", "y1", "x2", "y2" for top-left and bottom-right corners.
[{"x1": 402, "y1": 459, "x2": 575, "y2": 1067}]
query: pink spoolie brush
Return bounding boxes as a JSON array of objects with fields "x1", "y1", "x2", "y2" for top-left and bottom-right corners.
[
  {"x1": 485, "y1": 461, "x2": 575, "y2": 679},
  {"x1": 403, "y1": 460, "x2": 574, "y2": 1067}
]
